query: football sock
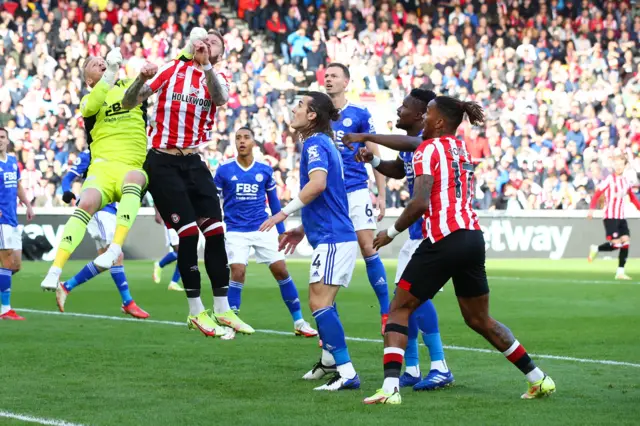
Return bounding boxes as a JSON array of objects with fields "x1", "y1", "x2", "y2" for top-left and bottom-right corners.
[
  {"x1": 364, "y1": 253, "x2": 389, "y2": 315},
  {"x1": 54, "y1": 208, "x2": 91, "y2": 268},
  {"x1": 618, "y1": 244, "x2": 629, "y2": 270},
  {"x1": 63, "y1": 262, "x2": 101, "y2": 292},
  {"x1": 313, "y1": 306, "x2": 353, "y2": 375},
  {"x1": 503, "y1": 340, "x2": 544, "y2": 383},
  {"x1": 277, "y1": 276, "x2": 303, "y2": 322},
  {"x1": 159, "y1": 251, "x2": 178, "y2": 268},
  {"x1": 598, "y1": 242, "x2": 615, "y2": 252},
  {"x1": 0, "y1": 268, "x2": 12, "y2": 314},
  {"x1": 228, "y1": 281, "x2": 244, "y2": 311},
  {"x1": 404, "y1": 312, "x2": 420, "y2": 376},
  {"x1": 383, "y1": 347, "x2": 404, "y2": 393},
  {"x1": 213, "y1": 295, "x2": 230, "y2": 314},
  {"x1": 171, "y1": 265, "x2": 181, "y2": 284},
  {"x1": 178, "y1": 234, "x2": 201, "y2": 298},
  {"x1": 113, "y1": 183, "x2": 142, "y2": 246},
  {"x1": 110, "y1": 265, "x2": 133, "y2": 305},
  {"x1": 416, "y1": 300, "x2": 448, "y2": 372},
  {"x1": 187, "y1": 297, "x2": 206, "y2": 316},
  {"x1": 321, "y1": 348, "x2": 336, "y2": 366}
]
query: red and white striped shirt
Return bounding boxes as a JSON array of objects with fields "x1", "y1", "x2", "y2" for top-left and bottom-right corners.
[
  {"x1": 590, "y1": 173, "x2": 640, "y2": 219},
  {"x1": 413, "y1": 136, "x2": 481, "y2": 243},
  {"x1": 147, "y1": 59, "x2": 230, "y2": 149}
]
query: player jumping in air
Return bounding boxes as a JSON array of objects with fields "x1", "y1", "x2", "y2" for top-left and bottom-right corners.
[
  {"x1": 214, "y1": 127, "x2": 317, "y2": 338},
  {"x1": 345, "y1": 89, "x2": 453, "y2": 391},
  {"x1": 40, "y1": 48, "x2": 156, "y2": 312},
  {"x1": 587, "y1": 155, "x2": 640, "y2": 279},
  {"x1": 56, "y1": 151, "x2": 149, "y2": 317},
  {"x1": 324, "y1": 63, "x2": 390, "y2": 334},
  {"x1": 153, "y1": 207, "x2": 184, "y2": 292},
  {"x1": 122, "y1": 29, "x2": 252, "y2": 338},
  {"x1": 0, "y1": 127, "x2": 34, "y2": 320},
  {"x1": 362, "y1": 96, "x2": 555, "y2": 404},
  {"x1": 260, "y1": 92, "x2": 360, "y2": 391}
]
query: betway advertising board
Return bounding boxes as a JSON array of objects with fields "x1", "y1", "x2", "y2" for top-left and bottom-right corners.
[{"x1": 16, "y1": 209, "x2": 640, "y2": 260}]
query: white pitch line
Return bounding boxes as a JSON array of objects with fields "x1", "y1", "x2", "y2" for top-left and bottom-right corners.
[
  {"x1": 20, "y1": 308, "x2": 640, "y2": 369},
  {"x1": 488, "y1": 275, "x2": 640, "y2": 285},
  {"x1": 0, "y1": 411, "x2": 85, "y2": 426}
]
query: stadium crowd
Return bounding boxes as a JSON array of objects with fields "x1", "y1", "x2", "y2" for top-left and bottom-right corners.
[{"x1": 1, "y1": 0, "x2": 640, "y2": 211}]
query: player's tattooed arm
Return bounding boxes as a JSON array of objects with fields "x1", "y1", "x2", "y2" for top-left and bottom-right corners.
[
  {"x1": 394, "y1": 174, "x2": 433, "y2": 233},
  {"x1": 122, "y1": 78, "x2": 153, "y2": 109},
  {"x1": 204, "y1": 68, "x2": 229, "y2": 106}
]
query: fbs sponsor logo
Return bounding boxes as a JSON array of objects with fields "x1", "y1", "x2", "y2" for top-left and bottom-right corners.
[{"x1": 482, "y1": 220, "x2": 572, "y2": 260}]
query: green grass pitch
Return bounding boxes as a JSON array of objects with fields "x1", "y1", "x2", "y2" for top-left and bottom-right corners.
[{"x1": 1, "y1": 259, "x2": 639, "y2": 426}]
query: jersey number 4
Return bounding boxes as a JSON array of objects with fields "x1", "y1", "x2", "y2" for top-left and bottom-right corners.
[
  {"x1": 312, "y1": 254, "x2": 321, "y2": 268},
  {"x1": 451, "y1": 161, "x2": 474, "y2": 199}
]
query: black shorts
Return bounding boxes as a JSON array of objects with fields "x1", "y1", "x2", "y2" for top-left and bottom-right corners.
[
  {"x1": 398, "y1": 229, "x2": 489, "y2": 301},
  {"x1": 604, "y1": 219, "x2": 630, "y2": 240},
  {"x1": 143, "y1": 149, "x2": 222, "y2": 231}
]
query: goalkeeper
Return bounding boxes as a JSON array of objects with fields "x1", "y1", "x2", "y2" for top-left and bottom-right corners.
[{"x1": 41, "y1": 48, "x2": 158, "y2": 291}]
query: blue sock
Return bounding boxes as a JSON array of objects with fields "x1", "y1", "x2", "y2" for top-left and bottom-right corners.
[
  {"x1": 313, "y1": 306, "x2": 350, "y2": 366},
  {"x1": 364, "y1": 253, "x2": 389, "y2": 315},
  {"x1": 405, "y1": 311, "x2": 420, "y2": 368},
  {"x1": 110, "y1": 266, "x2": 133, "y2": 305},
  {"x1": 228, "y1": 281, "x2": 243, "y2": 311},
  {"x1": 63, "y1": 262, "x2": 101, "y2": 292},
  {"x1": 0, "y1": 268, "x2": 12, "y2": 308},
  {"x1": 416, "y1": 300, "x2": 445, "y2": 363},
  {"x1": 277, "y1": 276, "x2": 303, "y2": 322},
  {"x1": 171, "y1": 265, "x2": 181, "y2": 283},
  {"x1": 159, "y1": 251, "x2": 178, "y2": 268}
]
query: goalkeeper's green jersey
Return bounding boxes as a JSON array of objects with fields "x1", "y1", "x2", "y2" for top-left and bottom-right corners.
[{"x1": 80, "y1": 79, "x2": 148, "y2": 168}]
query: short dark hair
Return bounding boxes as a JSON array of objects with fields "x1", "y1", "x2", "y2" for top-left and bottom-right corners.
[
  {"x1": 0, "y1": 127, "x2": 8, "y2": 138},
  {"x1": 236, "y1": 126, "x2": 255, "y2": 138},
  {"x1": 409, "y1": 89, "x2": 436, "y2": 107},
  {"x1": 326, "y1": 62, "x2": 350, "y2": 79}
]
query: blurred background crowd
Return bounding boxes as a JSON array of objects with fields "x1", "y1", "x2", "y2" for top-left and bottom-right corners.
[{"x1": 2, "y1": 0, "x2": 640, "y2": 212}]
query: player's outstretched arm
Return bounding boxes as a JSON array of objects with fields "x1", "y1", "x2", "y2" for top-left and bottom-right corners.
[
  {"x1": 121, "y1": 62, "x2": 158, "y2": 109},
  {"x1": 627, "y1": 186, "x2": 640, "y2": 211},
  {"x1": 368, "y1": 142, "x2": 387, "y2": 221},
  {"x1": 192, "y1": 41, "x2": 229, "y2": 106},
  {"x1": 373, "y1": 174, "x2": 433, "y2": 250},
  {"x1": 356, "y1": 148, "x2": 405, "y2": 179},
  {"x1": 266, "y1": 186, "x2": 286, "y2": 234},
  {"x1": 343, "y1": 133, "x2": 422, "y2": 152}
]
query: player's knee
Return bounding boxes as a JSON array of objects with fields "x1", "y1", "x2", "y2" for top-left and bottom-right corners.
[
  {"x1": 230, "y1": 264, "x2": 246, "y2": 282},
  {"x1": 172, "y1": 245, "x2": 179, "y2": 253},
  {"x1": 78, "y1": 189, "x2": 102, "y2": 215},
  {"x1": 357, "y1": 233, "x2": 376, "y2": 256},
  {"x1": 8, "y1": 259, "x2": 21, "y2": 273},
  {"x1": 309, "y1": 298, "x2": 330, "y2": 313},
  {"x1": 124, "y1": 170, "x2": 147, "y2": 187},
  {"x1": 462, "y1": 311, "x2": 490, "y2": 334}
]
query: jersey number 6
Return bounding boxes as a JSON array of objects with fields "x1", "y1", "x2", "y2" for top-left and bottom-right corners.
[{"x1": 451, "y1": 161, "x2": 474, "y2": 200}]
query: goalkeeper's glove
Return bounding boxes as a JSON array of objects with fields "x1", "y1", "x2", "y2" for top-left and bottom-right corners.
[
  {"x1": 102, "y1": 47, "x2": 123, "y2": 86},
  {"x1": 184, "y1": 27, "x2": 208, "y2": 57},
  {"x1": 62, "y1": 191, "x2": 76, "y2": 204}
]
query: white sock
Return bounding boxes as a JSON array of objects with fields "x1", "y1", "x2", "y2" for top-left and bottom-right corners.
[
  {"x1": 382, "y1": 377, "x2": 399, "y2": 394},
  {"x1": 337, "y1": 362, "x2": 356, "y2": 379},
  {"x1": 321, "y1": 349, "x2": 335, "y2": 366},
  {"x1": 431, "y1": 360, "x2": 449, "y2": 373},
  {"x1": 525, "y1": 367, "x2": 545, "y2": 384},
  {"x1": 405, "y1": 365, "x2": 420, "y2": 377},
  {"x1": 109, "y1": 243, "x2": 122, "y2": 255},
  {"x1": 1, "y1": 304, "x2": 10, "y2": 315},
  {"x1": 213, "y1": 296, "x2": 230, "y2": 314},
  {"x1": 294, "y1": 319, "x2": 305, "y2": 328},
  {"x1": 187, "y1": 297, "x2": 206, "y2": 316},
  {"x1": 617, "y1": 267, "x2": 625, "y2": 275}
]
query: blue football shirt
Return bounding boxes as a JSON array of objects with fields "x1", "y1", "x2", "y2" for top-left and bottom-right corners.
[
  {"x1": 398, "y1": 150, "x2": 424, "y2": 241},
  {"x1": 0, "y1": 155, "x2": 20, "y2": 227},
  {"x1": 300, "y1": 133, "x2": 356, "y2": 248},
  {"x1": 214, "y1": 159, "x2": 279, "y2": 233},
  {"x1": 331, "y1": 103, "x2": 375, "y2": 193},
  {"x1": 63, "y1": 151, "x2": 117, "y2": 215}
]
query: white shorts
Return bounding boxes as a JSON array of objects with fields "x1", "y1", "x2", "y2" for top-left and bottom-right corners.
[
  {"x1": 348, "y1": 188, "x2": 377, "y2": 232},
  {"x1": 0, "y1": 224, "x2": 22, "y2": 251},
  {"x1": 165, "y1": 227, "x2": 179, "y2": 248},
  {"x1": 309, "y1": 241, "x2": 358, "y2": 287},
  {"x1": 86, "y1": 210, "x2": 116, "y2": 250},
  {"x1": 395, "y1": 238, "x2": 422, "y2": 284},
  {"x1": 225, "y1": 230, "x2": 285, "y2": 266}
]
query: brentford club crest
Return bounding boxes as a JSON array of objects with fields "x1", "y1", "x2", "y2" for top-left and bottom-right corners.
[{"x1": 171, "y1": 213, "x2": 180, "y2": 223}]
